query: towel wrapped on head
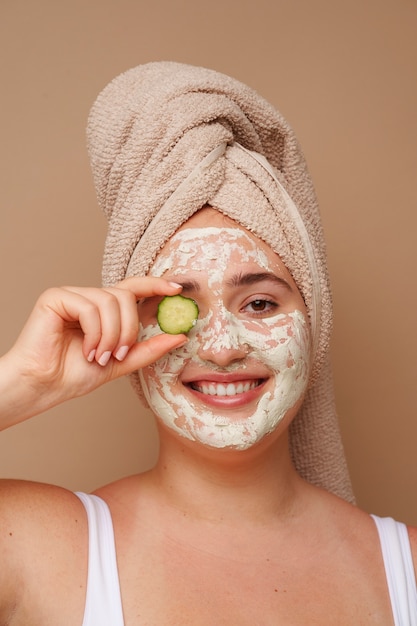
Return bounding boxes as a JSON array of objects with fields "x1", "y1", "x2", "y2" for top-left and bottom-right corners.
[{"x1": 87, "y1": 61, "x2": 354, "y2": 503}]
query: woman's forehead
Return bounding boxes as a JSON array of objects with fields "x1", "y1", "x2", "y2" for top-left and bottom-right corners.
[
  {"x1": 170, "y1": 225, "x2": 261, "y2": 252},
  {"x1": 155, "y1": 226, "x2": 269, "y2": 270},
  {"x1": 151, "y1": 225, "x2": 295, "y2": 288},
  {"x1": 163, "y1": 207, "x2": 271, "y2": 258}
]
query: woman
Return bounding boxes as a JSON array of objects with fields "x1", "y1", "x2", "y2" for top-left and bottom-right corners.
[{"x1": 0, "y1": 62, "x2": 415, "y2": 625}]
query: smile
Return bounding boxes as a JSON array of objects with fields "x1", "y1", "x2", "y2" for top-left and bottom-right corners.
[{"x1": 189, "y1": 379, "x2": 264, "y2": 397}]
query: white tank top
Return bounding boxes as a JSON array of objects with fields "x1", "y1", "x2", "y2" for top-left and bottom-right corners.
[
  {"x1": 371, "y1": 514, "x2": 417, "y2": 625},
  {"x1": 76, "y1": 492, "x2": 417, "y2": 626},
  {"x1": 76, "y1": 492, "x2": 124, "y2": 626}
]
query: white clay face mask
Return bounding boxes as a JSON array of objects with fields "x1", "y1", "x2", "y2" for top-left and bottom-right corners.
[{"x1": 138, "y1": 227, "x2": 311, "y2": 451}]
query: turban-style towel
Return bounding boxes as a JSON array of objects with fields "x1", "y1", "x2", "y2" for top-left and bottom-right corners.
[{"x1": 87, "y1": 61, "x2": 355, "y2": 503}]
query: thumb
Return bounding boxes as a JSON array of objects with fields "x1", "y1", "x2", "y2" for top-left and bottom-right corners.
[{"x1": 104, "y1": 333, "x2": 188, "y2": 379}]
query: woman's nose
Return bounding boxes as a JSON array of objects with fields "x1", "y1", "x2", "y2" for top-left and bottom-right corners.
[{"x1": 196, "y1": 308, "x2": 249, "y2": 367}]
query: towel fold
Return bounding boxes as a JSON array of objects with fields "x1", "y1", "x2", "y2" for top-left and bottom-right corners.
[{"x1": 87, "y1": 61, "x2": 354, "y2": 503}]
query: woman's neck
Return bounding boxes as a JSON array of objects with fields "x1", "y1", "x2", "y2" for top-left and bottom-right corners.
[{"x1": 150, "y1": 427, "x2": 307, "y2": 526}]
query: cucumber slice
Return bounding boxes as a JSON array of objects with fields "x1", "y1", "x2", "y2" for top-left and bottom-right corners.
[{"x1": 157, "y1": 295, "x2": 199, "y2": 334}]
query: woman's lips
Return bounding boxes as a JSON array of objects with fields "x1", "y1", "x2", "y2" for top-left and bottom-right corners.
[
  {"x1": 190, "y1": 379, "x2": 262, "y2": 396},
  {"x1": 185, "y1": 378, "x2": 268, "y2": 407}
]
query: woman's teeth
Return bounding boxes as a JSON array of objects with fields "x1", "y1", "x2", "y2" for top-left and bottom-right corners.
[{"x1": 191, "y1": 380, "x2": 261, "y2": 396}]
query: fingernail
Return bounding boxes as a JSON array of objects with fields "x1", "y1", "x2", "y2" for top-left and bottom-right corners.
[
  {"x1": 97, "y1": 351, "x2": 112, "y2": 366},
  {"x1": 114, "y1": 345, "x2": 129, "y2": 361},
  {"x1": 168, "y1": 282, "x2": 182, "y2": 288},
  {"x1": 87, "y1": 349, "x2": 96, "y2": 363}
]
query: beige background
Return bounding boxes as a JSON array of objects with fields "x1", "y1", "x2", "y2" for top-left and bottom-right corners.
[{"x1": 0, "y1": 0, "x2": 416, "y2": 524}]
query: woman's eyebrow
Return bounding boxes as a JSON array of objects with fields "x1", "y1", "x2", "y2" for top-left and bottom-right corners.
[
  {"x1": 225, "y1": 271, "x2": 292, "y2": 291},
  {"x1": 168, "y1": 272, "x2": 292, "y2": 292}
]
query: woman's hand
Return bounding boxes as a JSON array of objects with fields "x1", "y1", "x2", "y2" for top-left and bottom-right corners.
[{"x1": 0, "y1": 277, "x2": 186, "y2": 427}]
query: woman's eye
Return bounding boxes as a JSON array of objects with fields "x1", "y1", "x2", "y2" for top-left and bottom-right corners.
[{"x1": 243, "y1": 299, "x2": 278, "y2": 316}]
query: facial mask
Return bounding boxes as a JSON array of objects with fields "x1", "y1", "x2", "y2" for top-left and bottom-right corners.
[{"x1": 138, "y1": 227, "x2": 311, "y2": 450}]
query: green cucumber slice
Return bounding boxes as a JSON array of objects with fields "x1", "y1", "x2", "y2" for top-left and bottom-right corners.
[{"x1": 157, "y1": 295, "x2": 199, "y2": 334}]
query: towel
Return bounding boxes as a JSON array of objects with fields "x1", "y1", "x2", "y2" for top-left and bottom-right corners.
[{"x1": 87, "y1": 61, "x2": 354, "y2": 503}]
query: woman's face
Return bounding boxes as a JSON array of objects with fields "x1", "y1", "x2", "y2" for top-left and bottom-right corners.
[{"x1": 138, "y1": 209, "x2": 312, "y2": 451}]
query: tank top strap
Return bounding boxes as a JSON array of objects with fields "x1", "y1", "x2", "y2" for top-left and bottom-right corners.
[
  {"x1": 75, "y1": 492, "x2": 124, "y2": 626},
  {"x1": 371, "y1": 514, "x2": 417, "y2": 625}
]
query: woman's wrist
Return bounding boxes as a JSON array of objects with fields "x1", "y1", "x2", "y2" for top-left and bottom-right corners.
[{"x1": 0, "y1": 351, "x2": 56, "y2": 430}]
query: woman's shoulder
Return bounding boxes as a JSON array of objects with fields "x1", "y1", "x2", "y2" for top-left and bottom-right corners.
[
  {"x1": 324, "y1": 489, "x2": 417, "y2": 579},
  {"x1": 0, "y1": 478, "x2": 88, "y2": 571},
  {"x1": 0, "y1": 477, "x2": 87, "y2": 522},
  {"x1": 0, "y1": 479, "x2": 88, "y2": 623}
]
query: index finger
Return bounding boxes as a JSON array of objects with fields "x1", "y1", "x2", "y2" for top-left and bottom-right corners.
[{"x1": 113, "y1": 276, "x2": 183, "y2": 299}]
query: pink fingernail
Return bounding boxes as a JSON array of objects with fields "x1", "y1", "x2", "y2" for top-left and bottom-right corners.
[
  {"x1": 97, "y1": 351, "x2": 112, "y2": 366},
  {"x1": 175, "y1": 338, "x2": 188, "y2": 349},
  {"x1": 87, "y1": 349, "x2": 96, "y2": 363},
  {"x1": 115, "y1": 345, "x2": 129, "y2": 361},
  {"x1": 168, "y1": 282, "x2": 182, "y2": 288}
]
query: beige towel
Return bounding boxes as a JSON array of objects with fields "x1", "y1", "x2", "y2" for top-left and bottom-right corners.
[{"x1": 87, "y1": 61, "x2": 354, "y2": 503}]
